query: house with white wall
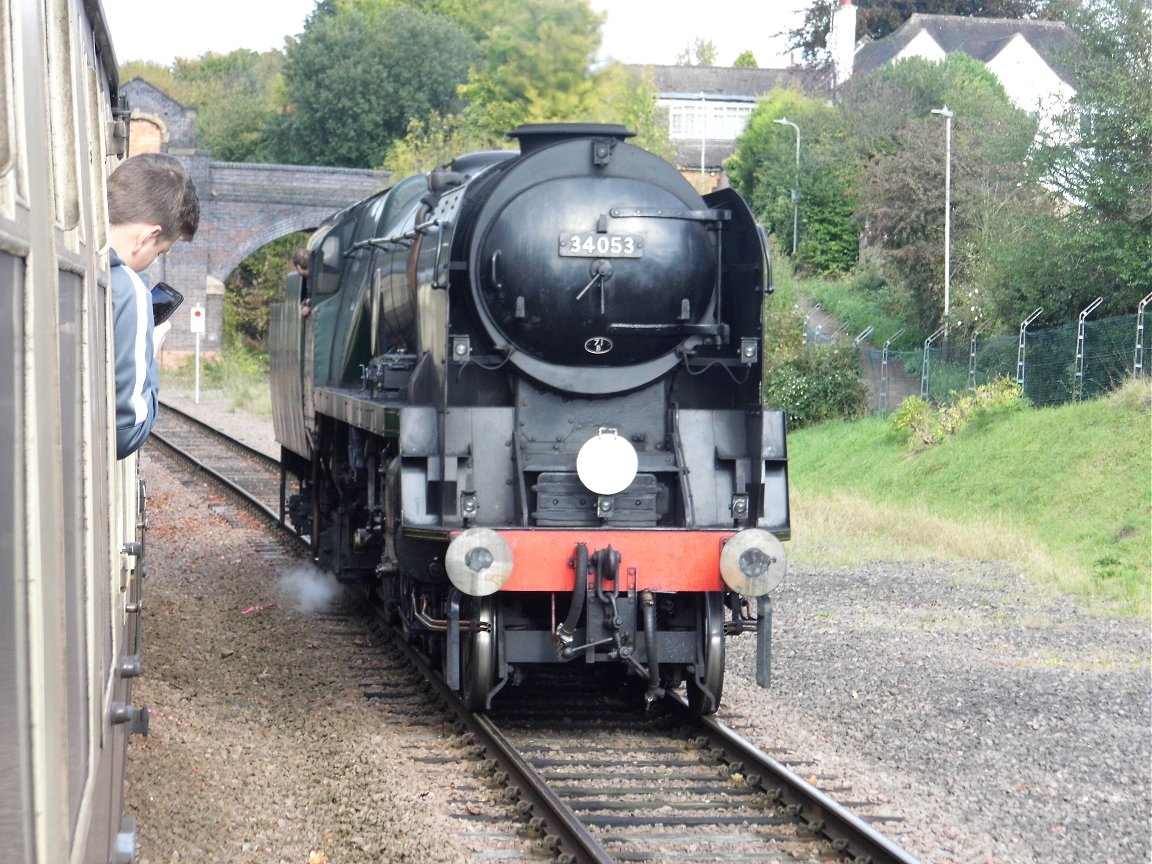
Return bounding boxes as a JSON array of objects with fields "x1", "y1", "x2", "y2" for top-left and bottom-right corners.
[
  {"x1": 832, "y1": 0, "x2": 1079, "y2": 135},
  {"x1": 639, "y1": 65, "x2": 818, "y2": 183},
  {"x1": 637, "y1": 2, "x2": 1079, "y2": 180}
]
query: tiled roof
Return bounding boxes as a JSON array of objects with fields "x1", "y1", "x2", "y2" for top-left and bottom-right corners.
[
  {"x1": 636, "y1": 64, "x2": 819, "y2": 99},
  {"x1": 853, "y1": 15, "x2": 1079, "y2": 84}
]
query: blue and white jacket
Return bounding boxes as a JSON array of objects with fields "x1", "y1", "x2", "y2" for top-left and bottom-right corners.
[{"x1": 110, "y1": 249, "x2": 159, "y2": 459}]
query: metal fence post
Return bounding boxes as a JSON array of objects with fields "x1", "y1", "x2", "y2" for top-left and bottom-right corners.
[
  {"x1": 1074, "y1": 297, "x2": 1103, "y2": 401},
  {"x1": 1016, "y1": 307, "x2": 1043, "y2": 393},
  {"x1": 802, "y1": 303, "x2": 821, "y2": 346},
  {"x1": 921, "y1": 326, "x2": 946, "y2": 398},
  {"x1": 1136, "y1": 292, "x2": 1152, "y2": 378},
  {"x1": 967, "y1": 329, "x2": 981, "y2": 393},
  {"x1": 880, "y1": 328, "x2": 904, "y2": 412}
]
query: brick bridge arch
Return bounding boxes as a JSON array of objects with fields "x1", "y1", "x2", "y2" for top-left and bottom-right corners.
[
  {"x1": 201, "y1": 162, "x2": 390, "y2": 285},
  {"x1": 123, "y1": 75, "x2": 390, "y2": 359},
  {"x1": 160, "y1": 158, "x2": 389, "y2": 358}
]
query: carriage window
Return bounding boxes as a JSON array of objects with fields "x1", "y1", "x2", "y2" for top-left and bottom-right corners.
[
  {"x1": 314, "y1": 209, "x2": 363, "y2": 297},
  {"x1": 0, "y1": 251, "x2": 29, "y2": 861},
  {"x1": 57, "y1": 269, "x2": 90, "y2": 835}
]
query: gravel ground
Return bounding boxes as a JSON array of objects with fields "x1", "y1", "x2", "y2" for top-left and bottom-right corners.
[
  {"x1": 128, "y1": 442, "x2": 541, "y2": 863},
  {"x1": 131, "y1": 385, "x2": 1151, "y2": 863}
]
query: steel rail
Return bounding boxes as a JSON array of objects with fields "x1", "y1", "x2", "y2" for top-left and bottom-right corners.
[
  {"x1": 695, "y1": 707, "x2": 922, "y2": 864},
  {"x1": 149, "y1": 404, "x2": 288, "y2": 532},
  {"x1": 156, "y1": 401, "x2": 280, "y2": 471},
  {"x1": 385, "y1": 629, "x2": 615, "y2": 864}
]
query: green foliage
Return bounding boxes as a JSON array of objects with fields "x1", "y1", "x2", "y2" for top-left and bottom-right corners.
[
  {"x1": 844, "y1": 54, "x2": 1039, "y2": 333},
  {"x1": 122, "y1": 51, "x2": 287, "y2": 163},
  {"x1": 792, "y1": 377, "x2": 1152, "y2": 613},
  {"x1": 761, "y1": 262, "x2": 870, "y2": 428},
  {"x1": 274, "y1": 4, "x2": 477, "y2": 167},
  {"x1": 764, "y1": 340, "x2": 870, "y2": 428},
  {"x1": 455, "y1": 0, "x2": 604, "y2": 137},
  {"x1": 676, "y1": 38, "x2": 718, "y2": 66},
  {"x1": 804, "y1": 265, "x2": 912, "y2": 349},
  {"x1": 121, "y1": 61, "x2": 178, "y2": 95},
  {"x1": 890, "y1": 395, "x2": 934, "y2": 442},
  {"x1": 1034, "y1": 0, "x2": 1152, "y2": 316},
  {"x1": 384, "y1": 63, "x2": 672, "y2": 175},
  {"x1": 172, "y1": 51, "x2": 286, "y2": 162},
  {"x1": 223, "y1": 232, "x2": 309, "y2": 349},
  {"x1": 733, "y1": 50, "x2": 759, "y2": 68},
  {"x1": 891, "y1": 377, "x2": 1027, "y2": 448},
  {"x1": 384, "y1": 113, "x2": 508, "y2": 176},
  {"x1": 728, "y1": 89, "x2": 857, "y2": 274},
  {"x1": 591, "y1": 64, "x2": 675, "y2": 161}
]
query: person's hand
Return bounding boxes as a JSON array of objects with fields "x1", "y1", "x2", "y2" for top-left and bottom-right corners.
[{"x1": 154, "y1": 319, "x2": 172, "y2": 352}]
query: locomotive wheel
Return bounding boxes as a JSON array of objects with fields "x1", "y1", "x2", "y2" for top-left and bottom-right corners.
[
  {"x1": 686, "y1": 592, "x2": 725, "y2": 717},
  {"x1": 461, "y1": 597, "x2": 498, "y2": 712}
]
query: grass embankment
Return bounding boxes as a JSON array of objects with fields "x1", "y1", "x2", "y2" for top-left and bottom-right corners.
[
  {"x1": 786, "y1": 378, "x2": 1151, "y2": 616},
  {"x1": 164, "y1": 338, "x2": 273, "y2": 417}
]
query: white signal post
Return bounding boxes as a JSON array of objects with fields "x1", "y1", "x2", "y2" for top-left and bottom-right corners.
[{"x1": 190, "y1": 303, "x2": 205, "y2": 403}]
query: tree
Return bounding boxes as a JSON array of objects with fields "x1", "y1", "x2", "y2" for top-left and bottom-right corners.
[
  {"x1": 733, "y1": 50, "x2": 759, "y2": 68},
  {"x1": 171, "y1": 51, "x2": 286, "y2": 162},
  {"x1": 727, "y1": 88, "x2": 858, "y2": 274},
  {"x1": 787, "y1": 0, "x2": 1059, "y2": 65},
  {"x1": 385, "y1": 63, "x2": 673, "y2": 180},
  {"x1": 273, "y1": 4, "x2": 477, "y2": 167},
  {"x1": 224, "y1": 232, "x2": 310, "y2": 349},
  {"x1": 676, "y1": 38, "x2": 718, "y2": 66},
  {"x1": 843, "y1": 54, "x2": 1038, "y2": 332},
  {"x1": 384, "y1": 112, "x2": 507, "y2": 177},
  {"x1": 1033, "y1": 0, "x2": 1152, "y2": 315},
  {"x1": 455, "y1": 0, "x2": 605, "y2": 137},
  {"x1": 121, "y1": 52, "x2": 286, "y2": 163}
]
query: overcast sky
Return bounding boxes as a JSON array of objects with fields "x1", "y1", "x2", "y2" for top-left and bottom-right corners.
[{"x1": 101, "y1": 0, "x2": 807, "y2": 68}]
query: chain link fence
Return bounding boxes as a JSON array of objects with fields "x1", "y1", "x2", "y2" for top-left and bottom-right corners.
[{"x1": 812, "y1": 308, "x2": 1149, "y2": 413}]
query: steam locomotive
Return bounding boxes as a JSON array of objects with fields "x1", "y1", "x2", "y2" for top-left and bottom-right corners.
[{"x1": 270, "y1": 124, "x2": 789, "y2": 714}]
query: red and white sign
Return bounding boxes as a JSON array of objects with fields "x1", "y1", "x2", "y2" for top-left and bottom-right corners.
[{"x1": 190, "y1": 304, "x2": 205, "y2": 334}]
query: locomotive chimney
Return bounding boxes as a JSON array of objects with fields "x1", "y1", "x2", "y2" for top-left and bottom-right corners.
[
  {"x1": 510, "y1": 123, "x2": 634, "y2": 154},
  {"x1": 829, "y1": 0, "x2": 857, "y2": 90}
]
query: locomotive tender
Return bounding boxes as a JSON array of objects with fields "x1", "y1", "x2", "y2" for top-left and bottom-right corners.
[
  {"x1": 2, "y1": 1, "x2": 149, "y2": 861},
  {"x1": 270, "y1": 124, "x2": 789, "y2": 714}
]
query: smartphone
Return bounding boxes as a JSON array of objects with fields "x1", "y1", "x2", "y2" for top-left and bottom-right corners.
[{"x1": 151, "y1": 282, "x2": 183, "y2": 326}]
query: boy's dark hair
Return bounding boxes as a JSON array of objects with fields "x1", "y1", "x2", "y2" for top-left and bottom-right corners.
[
  {"x1": 291, "y1": 248, "x2": 309, "y2": 269},
  {"x1": 107, "y1": 153, "x2": 200, "y2": 241}
]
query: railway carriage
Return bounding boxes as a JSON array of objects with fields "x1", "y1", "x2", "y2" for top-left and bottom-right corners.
[
  {"x1": 1, "y1": 1, "x2": 148, "y2": 861},
  {"x1": 271, "y1": 124, "x2": 790, "y2": 714}
]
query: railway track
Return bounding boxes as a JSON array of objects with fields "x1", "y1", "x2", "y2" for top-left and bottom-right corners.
[
  {"x1": 152, "y1": 401, "x2": 285, "y2": 522},
  {"x1": 153, "y1": 402, "x2": 921, "y2": 864}
]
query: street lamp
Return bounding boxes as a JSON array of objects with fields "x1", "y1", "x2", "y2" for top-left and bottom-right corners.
[
  {"x1": 930, "y1": 105, "x2": 953, "y2": 331},
  {"x1": 699, "y1": 92, "x2": 707, "y2": 183},
  {"x1": 773, "y1": 117, "x2": 800, "y2": 256}
]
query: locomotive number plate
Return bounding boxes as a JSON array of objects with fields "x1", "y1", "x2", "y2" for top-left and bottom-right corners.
[{"x1": 559, "y1": 232, "x2": 644, "y2": 258}]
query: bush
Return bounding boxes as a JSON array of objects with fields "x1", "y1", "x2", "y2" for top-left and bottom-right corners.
[
  {"x1": 891, "y1": 377, "x2": 1028, "y2": 448},
  {"x1": 764, "y1": 340, "x2": 869, "y2": 429}
]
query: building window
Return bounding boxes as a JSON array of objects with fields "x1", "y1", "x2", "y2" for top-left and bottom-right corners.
[{"x1": 666, "y1": 101, "x2": 754, "y2": 141}]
